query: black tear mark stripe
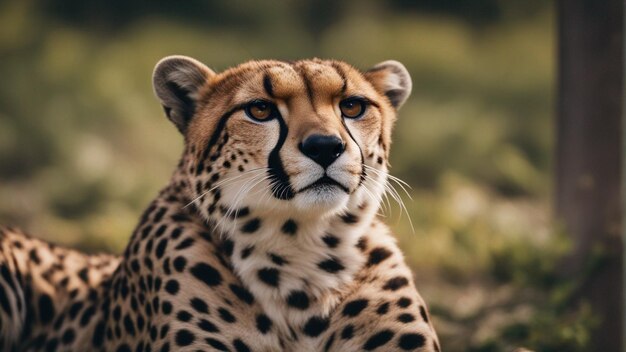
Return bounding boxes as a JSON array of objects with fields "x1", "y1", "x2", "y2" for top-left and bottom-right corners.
[
  {"x1": 340, "y1": 118, "x2": 366, "y2": 189},
  {"x1": 267, "y1": 114, "x2": 295, "y2": 200}
]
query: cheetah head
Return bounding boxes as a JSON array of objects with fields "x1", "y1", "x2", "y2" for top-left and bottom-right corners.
[{"x1": 153, "y1": 57, "x2": 411, "y2": 221}]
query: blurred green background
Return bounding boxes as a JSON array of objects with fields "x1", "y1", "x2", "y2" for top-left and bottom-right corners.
[{"x1": 1, "y1": 1, "x2": 592, "y2": 351}]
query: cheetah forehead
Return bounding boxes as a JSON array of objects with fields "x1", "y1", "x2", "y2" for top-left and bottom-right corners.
[{"x1": 211, "y1": 59, "x2": 376, "y2": 101}]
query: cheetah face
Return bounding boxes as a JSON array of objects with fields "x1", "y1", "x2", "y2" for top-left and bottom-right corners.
[{"x1": 153, "y1": 57, "x2": 411, "y2": 218}]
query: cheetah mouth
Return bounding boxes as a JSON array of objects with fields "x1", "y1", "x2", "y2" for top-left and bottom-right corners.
[{"x1": 297, "y1": 176, "x2": 350, "y2": 194}]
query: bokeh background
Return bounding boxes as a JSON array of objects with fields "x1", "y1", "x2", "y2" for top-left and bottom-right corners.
[{"x1": 0, "y1": 1, "x2": 588, "y2": 351}]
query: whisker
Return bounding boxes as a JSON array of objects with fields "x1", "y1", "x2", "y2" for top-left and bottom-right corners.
[
  {"x1": 222, "y1": 174, "x2": 272, "y2": 234},
  {"x1": 183, "y1": 167, "x2": 268, "y2": 208},
  {"x1": 362, "y1": 165, "x2": 415, "y2": 233},
  {"x1": 212, "y1": 172, "x2": 268, "y2": 234}
]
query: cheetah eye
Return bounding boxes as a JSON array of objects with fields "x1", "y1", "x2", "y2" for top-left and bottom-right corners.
[
  {"x1": 245, "y1": 100, "x2": 276, "y2": 121},
  {"x1": 339, "y1": 98, "x2": 367, "y2": 119}
]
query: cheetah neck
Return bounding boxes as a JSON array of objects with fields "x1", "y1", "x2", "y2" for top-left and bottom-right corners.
[
  {"x1": 221, "y1": 201, "x2": 377, "y2": 332},
  {"x1": 165, "y1": 169, "x2": 383, "y2": 333}
]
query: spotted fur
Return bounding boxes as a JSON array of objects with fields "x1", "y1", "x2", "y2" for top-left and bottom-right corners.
[{"x1": 0, "y1": 56, "x2": 439, "y2": 351}]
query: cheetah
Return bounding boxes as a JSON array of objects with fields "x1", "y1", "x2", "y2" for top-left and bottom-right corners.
[{"x1": 0, "y1": 56, "x2": 440, "y2": 351}]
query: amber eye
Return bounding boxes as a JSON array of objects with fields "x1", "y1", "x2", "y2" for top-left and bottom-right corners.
[
  {"x1": 339, "y1": 98, "x2": 366, "y2": 119},
  {"x1": 245, "y1": 100, "x2": 275, "y2": 121}
]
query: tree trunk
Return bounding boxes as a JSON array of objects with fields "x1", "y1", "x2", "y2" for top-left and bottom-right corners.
[{"x1": 556, "y1": 0, "x2": 623, "y2": 350}]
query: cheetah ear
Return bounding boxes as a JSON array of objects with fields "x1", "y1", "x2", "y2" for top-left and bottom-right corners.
[
  {"x1": 364, "y1": 60, "x2": 412, "y2": 110},
  {"x1": 153, "y1": 55, "x2": 215, "y2": 133}
]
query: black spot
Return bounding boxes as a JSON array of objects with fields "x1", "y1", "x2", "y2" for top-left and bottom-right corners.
[
  {"x1": 240, "y1": 245, "x2": 255, "y2": 259},
  {"x1": 363, "y1": 330, "x2": 394, "y2": 350},
  {"x1": 177, "y1": 310, "x2": 192, "y2": 322},
  {"x1": 269, "y1": 253, "x2": 288, "y2": 266},
  {"x1": 376, "y1": 301, "x2": 390, "y2": 315},
  {"x1": 136, "y1": 315, "x2": 145, "y2": 332},
  {"x1": 92, "y1": 321, "x2": 105, "y2": 347},
  {"x1": 78, "y1": 268, "x2": 89, "y2": 283},
  {"x1": 190, "y1": 297, "x2": 209, "y2": 314},
  {"x1": 165, "y1": 280, "x2": 180, "y2": 295},
  {"x1": 153, "y1": 207, "x2": 167, "y2": 222},
  {"x1": 38, "y1": 294, "x2": 55, "y2": 325},
  {"x1": 322, "y1": 234, "x2": 340, "y2": 248},
  {"x1": 257, "y1": 268, "x2": 280, "y2": 287},
  {"x1": 154, "y1": 224, "x2": 167, "y2": 238},
  {"x1": 232, "y1": 207, "x2": 250, "y2": 218},
  {"x1": 68, "y1": 301, "x2": 83, "y2": 320},
  {"x1": 171, "y1": 227, "x2": 184, "y2": 238},
  {"x1": 398, "y1": 333, "x2": 426, "y2": 350},
  {"x1": 205, "y1": 337, "x2": 229, "y2": 351},
  {"x1": 159, "y1": 342, "x2": 170, "y2": 352},
  {"x1": 123, "y1": 315, "x2": 135, "y2": 336},
  {"x1": 281, "y1": 219, "x2": 298, "y2": 235},
  {"x1": 383, "y1": 277, "x2": 409, "y2": 291},
  {"x1": 256, "y1": 314, "x2": 272, "y2": 334},
  {"x1": 29, "y1": 248, "x2": 41, "y2": 264},
  {"x1": 302, "y1": 316, "x2": 330, "y2": 337},
  {"x1": 341, "y1": 324, "x2": 354, "y2": 340},
  {"x1": 419, "y1": 305, "x2": 430, "y2": 323},
  {"x1": 173, "y1": 256, "x2": 187, "y2": 272},
  {"x1": 318, "y1": 257, "x2": 345, "y2": 273},
  {"x1": 45, "y1": 338, "x2": 59, "y2": 352},
  {"x1": 130, "y1": 259, "x2": 140, "y2": 273},
  {"x1": 397, "y1": 297, "x2": 412, "y2": 308},
  {"x1": 155, "y1": 239, "x2": 168, "y2": 259},
  {"x1": 160, "y1": 324, "x2": 170, "y2": 338},
  {"x1": 61, "y1": 328, "x2": 75, "y2": 344},
  {"x1": 356, "y1": 236, "x2": 368, "y2": 251},
  {"x1": 340, "y1": 212, "x2": 358, "y2": 224},
  {"x1": 218, "y1": 307, "x2": 236, "y2": 323},
  {"x1": 198, "y1": 319, "x2": 219, "y2": 333},
  {"x1": 175, "y1": 238, "x2": 195, "y2": 250},
  {"x1": 190, "y1": 263, "x2": 223, "y2": 287},
  {"x1": 342, "y1": 298, "x2": 368, "y2": 317},
  {"x1": 241, "y1": 218, "x2": 261, "y2": 233},
  {"x1": 367, "y1": 247, "x2": 393, "y2": 266},
  {"x1": 398, "y1": 313, "x2": 415, "y2": 323},
  {"x1": 53, "y1": 312, "x2": 66, "y2": 330},
  {"x1": 233, "y1": 338, "x2": 251, "y2": 352},
  {"x1": 116, "y1": 344, "x2": 131, "y2": 352},
  {"x1": 140, "y1": 224, "x2": 153, "y2": 239},
  {"x1": 229, "y1": 284, "x2": 254, "y2": 305},
  {"x1": 113, "y1": 306, "x2": 122, "y2": 320},
  {"x1": 162, "y1": 301, "x2": 173, "y2": 315},
  {"x1": 221, "y1": 239, "x2": 234, "y2": 257},
  {"x1": 286, "y1": 290, "x2": 309, "y2": 310},
  {"x1": 175, "y1": 329, "x2": 195, "y2": 346}
]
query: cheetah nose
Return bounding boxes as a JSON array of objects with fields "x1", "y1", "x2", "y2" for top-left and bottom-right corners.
[{"x1": 299, "y1": 134, "x2": 345, "y2": 168}]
